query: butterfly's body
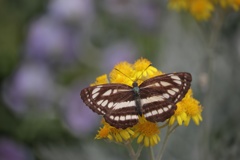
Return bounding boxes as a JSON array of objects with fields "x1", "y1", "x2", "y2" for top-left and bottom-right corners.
[
  {"x1": 132, "y1": 82, "x2": 142, "y2": 116},
  {"x1": 81, "y1": 72, "x2": 192, "y2": 129}
]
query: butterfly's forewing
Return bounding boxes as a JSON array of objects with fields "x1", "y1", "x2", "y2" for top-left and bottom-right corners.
[
  {"x1": 80, "y1": 84, "x2": 139, "y2": 129},
  {"x1": 139, "y1": 72, "x2": 192, "y2": 123}
]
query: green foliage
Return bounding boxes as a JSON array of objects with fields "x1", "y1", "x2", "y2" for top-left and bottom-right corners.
[
  {"x1": 15, "y1": 114, "x2": 77, "y2": 145},
  {"x1": 0, "y1": 0, "x2": 47, "y2": 80}
]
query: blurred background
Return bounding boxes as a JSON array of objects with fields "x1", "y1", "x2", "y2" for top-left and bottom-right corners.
[{"x1": 0, "y1": 0, "x2": 240, "y2": 160}]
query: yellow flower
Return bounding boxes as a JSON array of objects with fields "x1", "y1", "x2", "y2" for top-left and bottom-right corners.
[
  {"x1": 189, "y1": 0, "x2": 214, "y2": 21},
  {"x1": 168, "y1": 0, "x2": 188, "y2": 11},
  {"x1": 168, "y1": 0, "x2": 240, "y2": 21},
  {"x1": 133, "y1": 116, "x2": 160, "y2": 147},
  {"x1": 133, "y1": 58, "x2": 158, "y2": 79},
  {"x1": 169, "y1": 103, "x2": 187, "y2": 126},
  {"x1": 169, "y1": 89, "x2": 203, "y2": 126},
  {"x1": 96, "y1": 58, "x2": 160, "y2": 87},
  {"x1": 91, "y1": 74, "x2": 109, "y2": 86},
  {"x1": 95, "y1": 120, "x2": 134, "y2": 142},
  {"x1": 168, "y1": 0, "x2": 215, "y2": 21},
  {"x1": 183, "y1": 92, "x2": 203, "y2": 126},
  {"x1": 218, "y1": 0, "x2": 240, "y2": 10},
  {"x1": 110, "y1": 61, "x2": 134, "y2": 86},
  {"x1": 230, "y1": 0, "x2": 240, "y2": 10}
]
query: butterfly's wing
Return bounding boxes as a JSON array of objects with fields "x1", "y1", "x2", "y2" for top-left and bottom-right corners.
[
  {"x1": 80, "y1": 84, "x2": 139, "y2": 129},
  {"x1": 139, "y1": 72, "x2": 192, "y2": 122}
]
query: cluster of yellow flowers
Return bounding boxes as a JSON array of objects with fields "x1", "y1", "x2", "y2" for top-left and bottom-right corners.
[
  {"x1": 91, "y1": 58, "x2": 202, "y2": 147},
  {"x1": 168, "y1": 0, "x2": 240, "y2": 21}
]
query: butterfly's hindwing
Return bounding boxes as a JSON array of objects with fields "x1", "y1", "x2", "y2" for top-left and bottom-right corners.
[
  {"x1": 104, "y1": 107, "x2": 139, "y2": 129},
  {"x1": 139, "y1": 72, "x2": 192, "y2": 122},
  {"x1": 80, "y1": 84, "x2": 139, "y2": 128}
]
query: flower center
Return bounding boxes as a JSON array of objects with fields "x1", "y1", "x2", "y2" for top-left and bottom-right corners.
[
  {"x1": 135, "y1": 118, "x2": 160, "y2": 137},
  {"x1": 96, "y1": 126, "x2": 110, "y2": 139},
  {"x1": 185, "y1": 101, "x2": 202, "y2": 116}
]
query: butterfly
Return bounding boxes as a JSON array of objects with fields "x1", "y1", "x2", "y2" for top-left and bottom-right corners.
[{"x1": 80, "y1": 71, "x2": 192, "y2": 129}]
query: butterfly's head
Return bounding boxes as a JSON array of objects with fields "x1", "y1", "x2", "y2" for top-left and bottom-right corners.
[
  {"x1": 132, "y1": 81, "x2": 140, "y2": 94},
  {"x1": 132, "y1": 81, "x2": 138, "y2": 88}
]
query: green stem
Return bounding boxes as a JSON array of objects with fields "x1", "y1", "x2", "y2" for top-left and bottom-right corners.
[
  {"x1": 201, "y1": 8, "x2": 225, "y2": 160},
  {"x1": 149, "y1": 146, "x2": 155, "y2": 160},
  {"x1": 125, "y1": 142, "x2": 143, "y2": 160},
  {"x1": 156, "y1": 124, "x2": 178, "y2": 160},
  {"x1": 125, "y1": 142, "x2": 137, "y2": 160},
  {"x1": 158, "y1": 121, "x2": 169, "y2": 129},
  {"x1": 169, "y1": 124, "x2": 179, "y2": 135},
  {"x1": 136, "y1": 144, "x2": 144, "y2": 159}
]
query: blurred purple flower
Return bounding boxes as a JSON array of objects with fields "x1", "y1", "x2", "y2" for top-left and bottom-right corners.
[
  {"x1": 101, "y1": 40, "x2": 138, "y2": 72},
  {"x1": 0, "y1": 138, "x2": 31, "y2": 160},
  {"x1": 48, "y1": 0, "x2": 95, "y2": 23},
  {"x1": 3, "y1": 62, "x2": 56, "y2": 115},
  {"x1": 60, "y1": 84, "x2": 99, "y2": 137},
  {"x1": 103, "y1": 0, "x2": 160, "y2": 30},
  {"x1": 25, "y1": 16, "x2": 78, "y2": 64},
  {"x1": 103, "y1": 0, "x2": 134, "y2": 18},
  {"x1": 133, "y1": 1, "x2": 160, "y2": 30}
]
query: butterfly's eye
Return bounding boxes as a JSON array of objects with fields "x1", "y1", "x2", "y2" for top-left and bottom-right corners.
[{"x1": 132, "y1": 82, "x2": 138, "y2": 88}]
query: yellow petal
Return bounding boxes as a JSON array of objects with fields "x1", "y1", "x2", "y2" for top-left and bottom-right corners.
[
  {"x1": 198, "y1": 114, "x2": 203, "y2": 121},
  {"x1": 127, "y1": 129, "x2": 135, "y2": 136},
  {"x1": 177, "y1": 115, "x2": 183, "y2": 125},
  {"x1": 184, "y1": 116, "x2": 191, "y2": 126},
  {"x1": 107, "y1": 135, "x2": 113, "y2": 140},
  {"x1": 137, "y1": 134, "x2": 144, "y2": 143},
  {"x1": 91, "y1": 74, "x2": 108, "y2": 86},
  {"x1": 150, "y1": 137, "x2": 155, "y2": 146},
  {"x1": 120, "y1": 130, "x2": 130, "y2": 140},
  {"x1": 152, "y1": 135, "x2": 158, "y2": 144},
  {"x1": 169, "y1": 116, "x2": 175, "y2": 125},
  {"x1": 115, "y1": 133, "x2": 123, "y2": 142},
  {"x1": 144, "y1": 136, "x2": 150, "y2": 147},
  {"x1": 192, "y1": 115, "x2": 200, "y2": 125},
  {"x1": 181, "y1": 112, "x2": 187, "y2": 121}
]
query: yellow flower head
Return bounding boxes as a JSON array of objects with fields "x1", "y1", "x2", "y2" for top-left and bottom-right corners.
[
  {"x1": 109, "y1": 61, "x2": 134, "y2": 86},
  {"x1": 168, "y1": 0, "x2": 215, "y2": 21},
  {"x1": 168, "y1": 0, "x2": 240, "y2": 21},
  {"x1": 94, "y1": 58, "x2": 160, "y2": 86},
  {"x1": 189, "y1": 0, "x2": 214, "y2": 21},
  {"x1": 169, "y1": 103, "x2": 187, "y2": 126},
  {"x1": 168, "y1": 0, "x2": 188, "y2": 11},
  {"x1": 133, "y1": 58, "x2": 161, "y2": 83},
  {"x1": 91, "y1": 74, "x2": 109, "y2": 86},
  {"x1": 133, "y1": 116, "x2": 160, "y2": 147},
  {"x1": 169, "y1": 89, "x2": 203, "y2": 126},
  {"x1": 217, "y1": 0, "x2": 240, "y2": 10},
  {"x1": 95, "y1": 119, "x2": 134, "y2": 142}
]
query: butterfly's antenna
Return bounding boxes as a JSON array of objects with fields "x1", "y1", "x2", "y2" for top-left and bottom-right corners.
[
  {"x1": 114, "y1": 68, "x2": 135, "y2": 82},
  {"x1": 114, "y1": 63, "x2": 152, "y2": 82},
  {"x1": 135, "y1": 63, "x2": 152, "y2": 81}
]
